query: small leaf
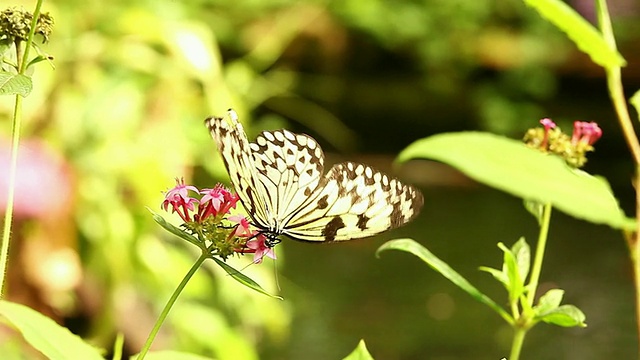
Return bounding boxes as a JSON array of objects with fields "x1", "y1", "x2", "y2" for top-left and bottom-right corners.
[
  {"x1": 523, "y1": 0, "x2": 625, "y2": 68},
  {"x1": 342, "y1": 340, "x2": 374, "y2": 360},
  {"x1": 498, "y1": 242, "x2": 525, "y2": 302},
  {"x1": 211, "y1": 257, "x2": 282, "y2": 299},
  {"x1": 0, "y1": 39, "x2": 12, "y2": 57},
  {"x1": 524, "y1": 200, "x2": 544, "y2": 224},
  {"x1": 538, "y1": 304, "x2": 587, "y2": 327},
  {"x1": 511, "y1": 238, "x2": 531, "y2": 282},
  {"x1": 631, "y1": 90, "x2": 640, "y2": 121},
  {"x1": 397, "y1": 132, "x2": 631, "y2": 230},
  {"x1": 534, "y1": 288, "x2": 564, "y2": 315},
  {"x1": 131, "y1": 351, "x2": 214, "y2": 360},
  {"x1": 377, "y1": 239, "x2": 513, "y2": 324},
  {"x1": 478, "y1": 266, "x2": 509, "y2": 287},
  {"x1": 0, "y1": 300, "x2": 104, "y2": 360},
  {"x1": 26, "y1": 54, "x2": 55, "y2": 70},
  {"x1": 148, "y1": 208, "x2": 200, "y2": 247},
  {"x1": 0, "y1": 72, "x2": 32, "y2": 97}
]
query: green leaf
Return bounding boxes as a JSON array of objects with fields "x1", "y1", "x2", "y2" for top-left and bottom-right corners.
[
  {"x1": 131, "y1": 351, "x2": 214, "y2": 360},
  {"x1": 498, "y1": 242, "x2": 525, "y2": 302},
  {"x1": 397, "y1": 132, "x2": 631, "y2": 230},
  {"x1": 0, "y1": 300, "x2": 104, "y2": 360},
  {"x1": 342, "y1": 340, "x2": 374, "y2": 360},
  {"x1": 523, "y1": 0, "x2": 625, "y2": 68},
  {"x1": 377, "y1": 239, "x2": 513, "y2": 324},
  {"x1": 26, "y1": 54, "x2": 55, "y2": 70},
  {"x1": 537, "y1": 304, "x2": 587, "y2": 327},
  {"x1": 524, "y1": 200, "x2": 544, "y2": 224},
  {"x1": 0, "y1": 72, "x2": 32, "y2": 97},
  {"x1": 211, "y1": 257, "x2": 282, "y2": 299},
  {"x1": 511, "y1": 238, "x2": 530, "y2": 282},
  {"x1": 478, "y1": 266, "x2": 509, "y2": 287},
  {"x1": 534, "y1": 288, "x2": 564, "y2": 315},
  {"x1": 148, "y1": 208, "x2": 200, "y2": 247},
  {"x1": 631, "y1": 90, "x2": 640, "y2": 121}
]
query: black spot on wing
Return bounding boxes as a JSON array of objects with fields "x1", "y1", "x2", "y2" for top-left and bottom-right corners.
[
  {"x1": 323, "y1": 217, "x2": 346, "y2": 242},
  {"x1": 390, "y1": 201, "x2": 403, "y2": 228},
  {"x1": 317, "y1": 194, "x2": 329, "y2": 209},
  {"x1": 357, "y1": 214, "x2": 369, "y2": 230}
]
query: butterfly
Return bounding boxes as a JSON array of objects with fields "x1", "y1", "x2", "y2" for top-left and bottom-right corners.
[{"x1": 205, "y1": 109, "x2": 423, "y2": 245}]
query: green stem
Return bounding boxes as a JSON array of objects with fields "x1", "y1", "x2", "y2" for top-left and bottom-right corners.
[
  {"x1": 0, "y1": 96, "x2": 22, "y2": 298},
  {"x1": 136, "y1": 252, "x2": 208, "y2": 359},
  {"x1": 508, "y1": 203, "x2": 552, "y2": 359},
  {"x1": 596, "y1": 0, "x2": 640, "y2": 353},
  {"x1": 509, "y1": 327, "x2": 527, "y2": 360},
  {"x1": 526, "y1": 203, "x2": 552, "y2": 307},
  {"x1": 19, "y1": 0, "x2": 44, "y2": 74},
  {"x1": 0, "y1": 0, "x2": 45, "y2": 298},
  {"x1": 635, "y1": 174, "x2": 640, "y2": 355}
]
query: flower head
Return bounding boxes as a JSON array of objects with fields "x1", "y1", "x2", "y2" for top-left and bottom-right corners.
[
  {"x1": 240, "y1": 234, "x2": 277, "y2": 264},
  {"x1": 539, "y1": 118, "x2": 556, "y2": 149},
  {"x1": 571, "y1": 121, "x2": 602, "y2": 146},
  {"x1": 229, "y1": 214, "x2": 253, "y2": 237},
  {"x1": 523, "y1": 118, "x2": 602, "y2": 168},
  {"x1": 198, "y1": 185, "x2": 239, "y2": 221},
  {"x1": 0, "y1": 7, "x2": 54, "y2": 43},
  {"x1": 159, "y1": 179, "x2": 274, "y2": 263},
  {"x1": 161, "y1": 178, "x2": 199, "y2": 222}
]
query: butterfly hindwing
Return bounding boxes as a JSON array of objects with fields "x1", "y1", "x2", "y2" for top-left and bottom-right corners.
[
  {"x1": 285, "y1": 162, "x2": 423, "y2": 241},
  {"x1": 206, "y1": 110, "x2": 423, "y2": 243}
]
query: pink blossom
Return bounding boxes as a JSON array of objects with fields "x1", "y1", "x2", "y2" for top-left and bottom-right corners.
[
  {"x1": 540, "y1": 118, "x2": 556, "y2": 130},
  {"x1": 572, "y1": 121, "x2": 602, "y2": 145},
  {"x1": 198, "y1": 185, "x2": 239, "y2": 220},
  {"x1": 161, "y1": 178, "x2": 199, "y2": 222},
  {"x1": 244, "y1": 234, "x2": 277, "y2": 264},
  {"x1": 539, "y1": 118, "x2": 556, "y2": 149},
  {"x1": 229, "y1": 214, "x2": 253, "y2": 237}
]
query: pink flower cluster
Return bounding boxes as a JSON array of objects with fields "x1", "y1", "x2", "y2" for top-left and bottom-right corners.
[
  {"x1": 570, "y1": 121, "x2": 602, "y2": 146},
  {"x1": 161, "y1": 178, "x2": 275, "y2": 263},
  {"x1": 539, "y1": 118, "x2": 602, "y2": 147}
]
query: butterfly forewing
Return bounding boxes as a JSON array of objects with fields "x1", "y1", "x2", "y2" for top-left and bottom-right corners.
[
  {"x1": 205, "y1": 114, "x2": 273, "y2": 229},
  {"x1": 206, "y1": 110, "x2": 423, "y2": 243},
  {"x1": 250, "y1": 130, "x2": 325, "y2": 225}
]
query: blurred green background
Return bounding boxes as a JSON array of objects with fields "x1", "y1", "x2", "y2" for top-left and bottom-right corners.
[{"x1": 1, "y1": 0, "x2": 639, "y2": 359}]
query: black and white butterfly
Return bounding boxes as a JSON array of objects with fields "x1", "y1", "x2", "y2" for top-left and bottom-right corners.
[{"x1": 205, "y1": 109, "x2": 423, "y2": 245}]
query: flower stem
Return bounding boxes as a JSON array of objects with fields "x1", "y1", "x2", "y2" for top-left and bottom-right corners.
[
  {"x1": 597, "y1": 0, "x2": 640, "y2": 353},
  {"x1": 0, "y1": 0, "x2": 45, "y2": 298},
  {"x1": 508, "y1": 202, "x2": 552, "y2": 359},
  {"x1": 509, "y1": 327, "x2": 527, "y2": 360},
  {"x1": 136, "y1": 252, "x2": 208, "y2": 359},
  {"x1": 526, "y1": 202, "x2": 552, "y2": 307}
]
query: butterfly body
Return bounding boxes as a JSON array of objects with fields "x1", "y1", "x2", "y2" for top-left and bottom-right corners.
[{"x1": 206, "y1": 109, "x2": 423, "y2": 244}]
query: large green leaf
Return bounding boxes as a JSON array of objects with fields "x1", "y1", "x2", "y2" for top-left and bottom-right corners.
[
  {"x1": 398, "y1": 132, "x2": 632, "y2": 230},
  {"x1": 0, "y1": 300, "x2": 104, "y2": 360},
  {"x1": 0, "y1": 72, "x2": 32, "y2": 97},
  {"x1": 377, "y1": 239, "x2": 513, "y2": 324},
  {"x1": 523, "y1": 0, "x2": 625, "y2": 68}
]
